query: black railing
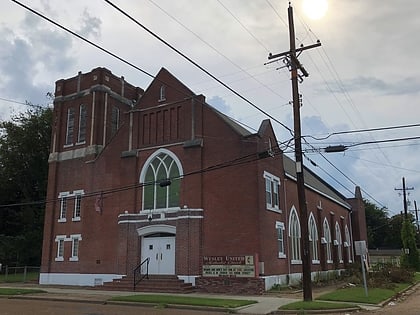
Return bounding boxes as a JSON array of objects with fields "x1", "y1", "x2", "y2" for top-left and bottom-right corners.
[{"x1": 133, "y1": 257, "x2": 150, "y2": 291}]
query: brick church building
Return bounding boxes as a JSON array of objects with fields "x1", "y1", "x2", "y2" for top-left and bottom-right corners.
[{"x1": 40, "y1": 67, "x2": 367, "y2": 293}]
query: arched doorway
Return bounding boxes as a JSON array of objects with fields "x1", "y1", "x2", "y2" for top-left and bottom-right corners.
[{"x1": 138, "y1": 225, "x2": 176, "y2": 275}]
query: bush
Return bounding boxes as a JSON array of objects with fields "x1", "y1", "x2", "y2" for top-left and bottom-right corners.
[{"x1": 368, "y1": 264, "x2": 414, "y2": 289}]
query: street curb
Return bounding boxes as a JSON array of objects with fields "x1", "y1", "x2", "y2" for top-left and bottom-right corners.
[{"x1": 4, "y1": 295, "x2": 235, "y2": 313}]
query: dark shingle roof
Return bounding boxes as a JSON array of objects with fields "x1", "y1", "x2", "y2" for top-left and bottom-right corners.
[{"x1": 283, "y1": 155, "x2": 351, "y2": 210}]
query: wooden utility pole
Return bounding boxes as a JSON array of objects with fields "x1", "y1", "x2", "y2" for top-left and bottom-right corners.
[
  {"x1": 395, "y1": 177, "x2": 414, "y2": 219},
  {"x1": 267, "y1": 3, "x2": 321, "y2": 302}
]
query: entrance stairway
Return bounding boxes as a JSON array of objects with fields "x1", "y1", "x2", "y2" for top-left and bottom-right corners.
[{"x1": 98, "y1": 275, "x2": 194, "y2": 293}]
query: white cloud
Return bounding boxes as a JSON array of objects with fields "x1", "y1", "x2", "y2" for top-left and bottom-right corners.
[{"x1": 1, "y1": 0, "x2": 420, "y2": 213}]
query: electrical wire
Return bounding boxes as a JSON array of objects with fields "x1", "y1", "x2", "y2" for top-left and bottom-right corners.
[
  {"x1": 304, "y1": 123, "x2": 420, "y2": 141},
  {"x1": 103, "y1": 0, "x2": 294, "y2": 136},
  {"x1": 0, "y1": 145, "x2": 281, "y2": 208},
  {"x1": 11, "y1": 0, "x2": 388, "y2": 212}
]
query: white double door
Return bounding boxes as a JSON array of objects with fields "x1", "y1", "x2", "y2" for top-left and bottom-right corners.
[{"x1": 141, "y1": 236, "x2": 175, "y2": 275}]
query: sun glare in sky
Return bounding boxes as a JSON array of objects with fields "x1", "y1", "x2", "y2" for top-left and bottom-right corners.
[{"x1": 302, "y1": 0, "x2": 328, "y2": 20}]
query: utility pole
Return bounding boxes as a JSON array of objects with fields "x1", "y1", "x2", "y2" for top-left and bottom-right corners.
[
  {"x1": 414, "y1": 200, "x2": 419, "y2": 231},
  {"x1": 267, "y1": 3, "x2": 320, "y2": 302},
  {"x1": 395, "y1": 177, "x2": 414, "y2": 219}
]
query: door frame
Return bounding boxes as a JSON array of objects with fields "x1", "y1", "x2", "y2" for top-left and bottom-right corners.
[{"x1": 137, "y1": 224, "x2": 176, "y2": 274}]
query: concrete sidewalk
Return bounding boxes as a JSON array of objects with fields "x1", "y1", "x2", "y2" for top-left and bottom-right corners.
[{"x1": 0, "y1": 283, "x2": 299, "y2": 315}]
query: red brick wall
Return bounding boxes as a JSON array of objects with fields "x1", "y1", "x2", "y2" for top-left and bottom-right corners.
[{"x1": 196, "y1": 277, "x2": 265, "y2": 295}]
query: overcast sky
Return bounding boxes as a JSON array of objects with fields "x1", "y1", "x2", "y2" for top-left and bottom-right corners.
[{"x1": 1, "y1": 0, "x2": 420, "y2": 216}]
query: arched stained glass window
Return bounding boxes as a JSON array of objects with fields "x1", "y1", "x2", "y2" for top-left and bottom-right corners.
[
  {"x1": 141, "y1": 150, "x2": 182, "y2": 210},
  {"x1": 345, "y1": 225, "x2": 352, "y2": 263},
  {"x1": 335, "y1": 222, "x2": 343, "y2": 263},
  {"x1": 323, "y1": 219, "x2": 333, "y2": 263},
  {"x1": 308, "y1": 214, "x2": 319, "y2": 262},
  {"x1": 289, "y1": 207, "x2": 301, "y2": 262}
]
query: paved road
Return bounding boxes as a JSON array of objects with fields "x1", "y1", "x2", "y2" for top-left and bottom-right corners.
[
  {"x1": 357, "y1": 283, "x2": 420, "y2": 315},
  {"x1": 0, "y1": 298, "x2": 229, "y2": 315}
]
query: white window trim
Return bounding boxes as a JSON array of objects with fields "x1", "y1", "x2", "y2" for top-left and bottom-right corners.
[
  {"x1": 77, "y1": 104, "x2": 87, "y2": 145},
  {"x1": 289, "y1": 206, "x2": 301, "y2": 261},
  {"x1": 323, "y1": 218, "x2": 333, "y2": 263},
  {"x1": 158, "y1": 85, "x2": 166, "y2": 101},
  {"x1": 58, "y1": 192, "x2": 70, "y2": 223},
  {"x1": 69, "y1": 234, "x2": 82, "y2": 262},
  {"x1": 312, "y1": 259, "x2": 320, "y2": 264},
  {"x1": 72, "y1": 190, "x2": 84, "y2": 221},
  {"x1": 65, "y1": 107, "x2": 75, "y2": 146},
  {"x1": 263, "y1": 171, "x2": 281, "y2": 212},
  {"x1": 275, "y1": 221, "x2": 286, "y2": 258},
  {"x1": 291, "y1": 259, "x2": 302, "y2": 265},
  {"x1": 139, "y1": 148, "x2": 184, "y2": 213},
  {"x1": 55, "y1": 235, "x2": 66, "y2": 262}
]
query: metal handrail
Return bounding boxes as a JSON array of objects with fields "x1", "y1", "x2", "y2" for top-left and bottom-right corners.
[{"x1": 133, "y1": 257, "x2": 150, "y2": 290}]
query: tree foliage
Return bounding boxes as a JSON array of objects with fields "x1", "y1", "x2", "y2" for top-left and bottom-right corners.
[
  {"x1": 364, "y1": 200, "x2": 406, "y2": 249},
  {"x1": 400, "y1": 218, "x2": 420, "y2": 271},
  {"x1": 0, "y1": 106, "x2": 52, "y2": 266}
]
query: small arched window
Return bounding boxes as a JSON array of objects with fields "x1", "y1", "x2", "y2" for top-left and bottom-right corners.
[
  {"x1": 323, "y1": 219, "x2": 333, "y2": 263},
  {"x1": 140, "y1": 149, "x2": 182, "y2": 210},
  {"x1": 159, "y1": 85, "x2": 166, "y2": 101},
  {"x1": 289, "y1": 207, "x2": 301, "y2": 262},
  {"x1": 308, "y1": 213, "x2": 319, "y2": 262},
  {"x1": 345, "y1": 225, "x2": 352, "y2": 263},
  {"x1": 335, "y1": 222, "x2": 343, "y2": 263}
]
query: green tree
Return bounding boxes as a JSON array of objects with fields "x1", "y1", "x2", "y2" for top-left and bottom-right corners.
[
  {"x1": 400, "y1": 218, "x2": 420, "y2": 271},
  {"x1": 364, "y1": 200, "x2": 390, "y2": 249},
  {"x1": 0, "y1": 106, "x2": 52, "y2": 266}
]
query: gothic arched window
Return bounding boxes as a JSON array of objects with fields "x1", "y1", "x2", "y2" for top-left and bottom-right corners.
[{"x1": 140, "y1": 149, "x2": 183, "y2": 210}]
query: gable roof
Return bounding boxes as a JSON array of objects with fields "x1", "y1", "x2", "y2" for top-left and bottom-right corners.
[{"x1": 283, "y1": 154, "x2": 351, "y2": 210}]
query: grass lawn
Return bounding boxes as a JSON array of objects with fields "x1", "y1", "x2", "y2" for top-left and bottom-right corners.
[
  {"x1": 0, "y1": 272, "x2": 39, "y2": 283},
  {"x1": 280, "y1": 300, "x2": 358, "y2": 311},
  {"x1": 316, "y1": 283, "x2": 410, "y2": 304},
  {"x1": 110, "y1": 294, "x2": 257, "y2": 308},
  {"x1": 0, "y1": 288, "x2": 46, "y2": 295}
]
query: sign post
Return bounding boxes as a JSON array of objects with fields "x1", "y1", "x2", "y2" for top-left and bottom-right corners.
[{"x1": 354, "y1": 240, "x2": 368, "y2": 297}]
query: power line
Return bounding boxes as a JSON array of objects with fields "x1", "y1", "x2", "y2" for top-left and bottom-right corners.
[
  {"x1": 0, "y1": 146, "x2": 279, "y2": 209},
  {"x1": 103, "y1": 0, "x2": 294, "y2": 136},
  {"x1": 148, "y1": 0, "x2": 288, "y2": 101},
  {"x1": 0, "y1": 96, "x2": 45, "y2": 109},
  {"x1": 12, "y1": 0, "x2": 388, "y2": 211},
  {"x1": 304, "y1": 123, "x2": 420, "y2": 141}
]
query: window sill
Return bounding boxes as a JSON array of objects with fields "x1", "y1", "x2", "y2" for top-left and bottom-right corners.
[
  {"x1": 63, "y1": 144, "x2": 74, "y2": 148},
  {"x1": 278, "y1": 254, "x2": 287, "y2": 259},
  {"x1": 58, "y1": 218, "x2": 67, "y2": 223},
  {"x1": 291, "y1": 260, "x2": 302, "y2": 265},
  {"x1": 72, "y1": 217, "x2": 81, "y2": 222},
  {"x1": 69, "y1": 257, "x2": 79, "y2": 262},
  {"x1": 312, "y1": 260, "x2": 320, "y2": 264},
  {"x1": 76, "y1": 141, "x2": 86, "y2": 146},
  {"x1": 55, "y1": 257, "x2": 64, "y2": 262},
  {"x1": 266, "y1": 207, "x2": 282, "y2": 213},
  {"x1": 327, "y1": 260, "x2": 333, "y2": 264}
]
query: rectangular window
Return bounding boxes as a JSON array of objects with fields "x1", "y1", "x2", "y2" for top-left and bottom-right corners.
[
  {"x1": 55, "y1": 235, "x2": 66, "y2": 261},
  {"x1": 58, "y1": 193, "x2": 69, "y2": 222},
  {"x1": 65, "y1": 108, "x2": 75, "y2": 145},
  {"x1": 77, "y1": 104, "x2": 87, "y2": 143},
  {"x1": 111, "y1": 106, "x2": 120, "y2": 136},
  {"x1": 73, "y1": 194, "x2": 82, "y2": 221},
  {"x1": 265, "y1": 178, "x2": 272, "y2": 206},
  {"x1": 263, "y1": 171, "x2": 280, "y2": 211},
  {"x1": 70, "y1": 234, "x2": 82, "y2": 261},
  {"x1": 273, "y1": 179, "x2": 279, "y2": 208},
  {"x1": 276, "y1": 221, "x2": 286, "y2": 258},
  {"x1": 159, "y1": 85, "x2": 166, "y2": 101}
]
